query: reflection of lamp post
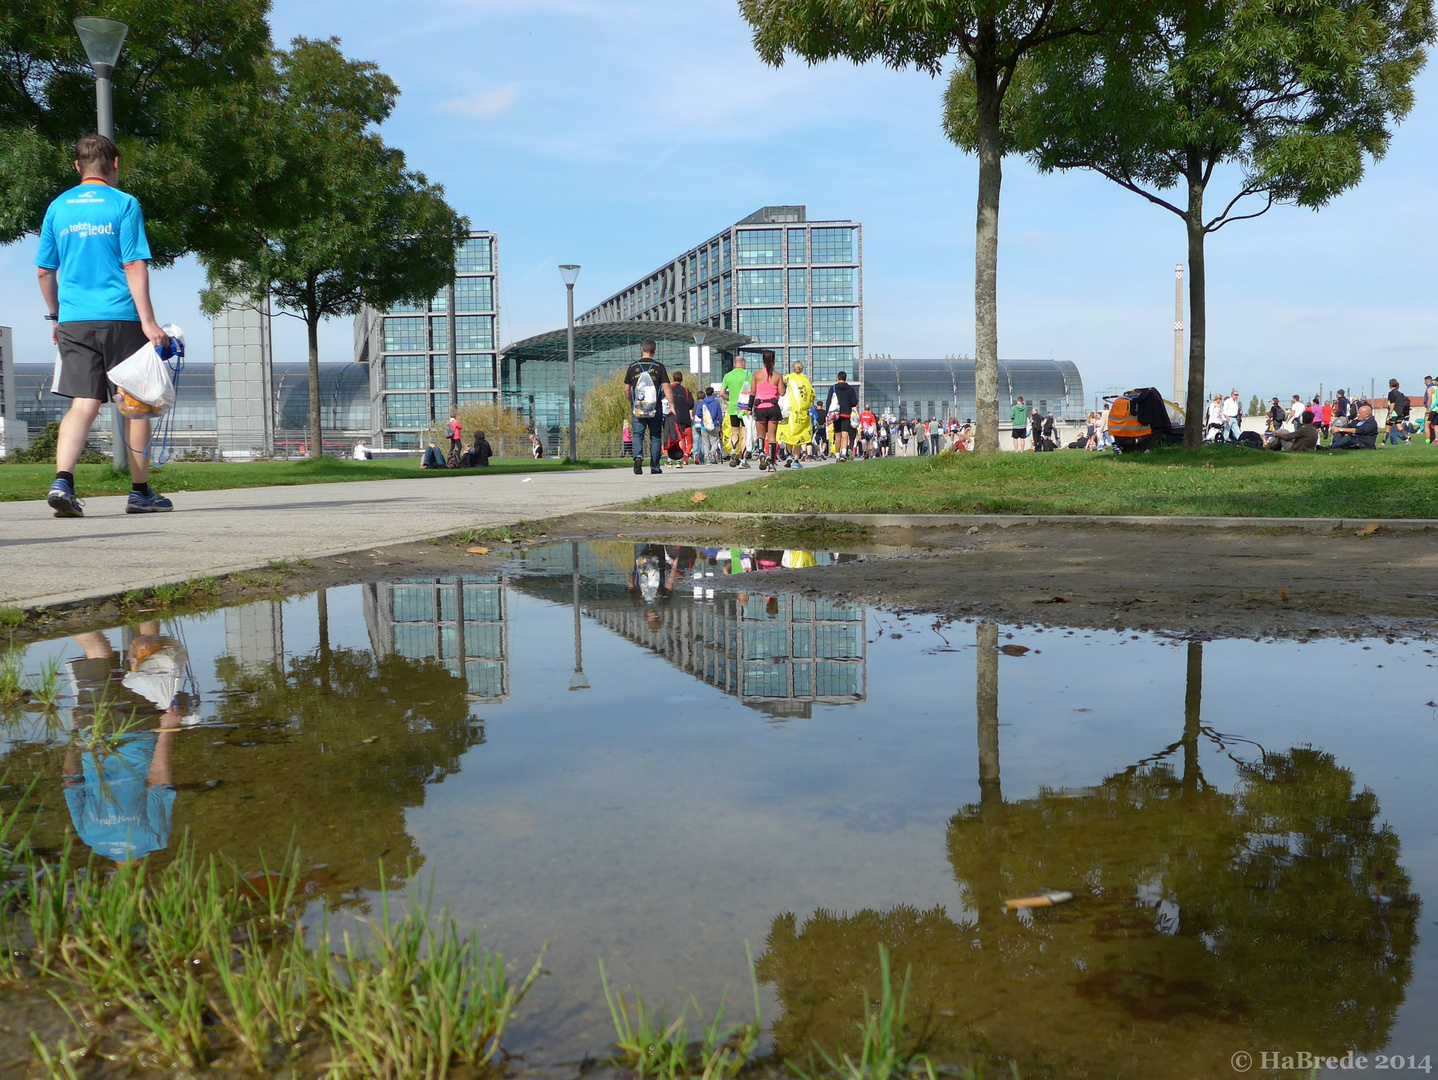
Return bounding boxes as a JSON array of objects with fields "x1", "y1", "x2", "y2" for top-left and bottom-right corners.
[
  {"x1": 559, "y1": 265, "x2": 580, "y2": 464},
  {"x1": 75, "y1": 16, "x2": 130, "y2": 470},
  {"x1": 569, "y1": 542, "x2": 589, "y2": 691}
]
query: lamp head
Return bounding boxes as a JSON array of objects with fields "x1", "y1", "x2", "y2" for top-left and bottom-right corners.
[
  {"x1": 74, "y1": 17, "x2": 129, "y2": 69},
  {"x1": 692, "y1": 331, "x2": 706, "y2": 346},
  {"x1": 559, "y1": 264, "x2": 581, "y2": 287}
]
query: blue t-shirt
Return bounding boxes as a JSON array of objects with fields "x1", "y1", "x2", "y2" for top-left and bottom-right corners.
[
  {"x1": 63, "y1": 732, "x2": 175, "y2": 862},
  {"x1": 35, "y1": 180, "x2": 152, "y2": 323}
]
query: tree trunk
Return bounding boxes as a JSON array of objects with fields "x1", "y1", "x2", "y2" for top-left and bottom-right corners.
[
  {"x1": 1181, "y1": 171, "x2": 1207, "y2": 450},
  {"x1": 972, "y1": 24, "x2": 1003, "y2": 455},
  {"x1": 976, "y1": 621, "x2": 1001, "y2": 805},
  {"x1": 307, "y1": 305, "x2": 323, "y2": 460},
  {"x1": 1182, "y1": 641, "x2": 1202, "y2": 794}
]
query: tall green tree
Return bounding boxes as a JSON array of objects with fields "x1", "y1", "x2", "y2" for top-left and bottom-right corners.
[
  {"x1": 203, "y1": 38, "x2": 467, "y2": 458},
  {"x1": 740, "y1": 0, "x2": 1113, "y2": 453},
  {"x1": 0, "y1": 0, "x2": 272, "y2": 262},
  {"x1": 1010, "y1": 0, "x2": 1433, "y2": 447}
]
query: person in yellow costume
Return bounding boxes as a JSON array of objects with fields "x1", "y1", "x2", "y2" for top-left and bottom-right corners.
[{"x1": 776, "y1": 359, "x2": 815, "y2": 465}]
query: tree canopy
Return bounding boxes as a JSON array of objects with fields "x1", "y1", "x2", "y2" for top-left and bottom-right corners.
[
  {"x1": 0, "y1": 0, "x2": 272, "y2": 263},
  {"x1": 202, "y1": 37, "x2": 467, "y2": 456}
]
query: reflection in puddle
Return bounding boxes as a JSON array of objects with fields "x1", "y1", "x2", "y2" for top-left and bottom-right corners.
[{"x1": 0, "y1": 541, "x2": 1430, "y2": 1076}]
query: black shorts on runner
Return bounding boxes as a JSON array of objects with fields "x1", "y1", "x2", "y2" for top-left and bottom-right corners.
[
  {"x1": 1011, "y1": 427, "x2": 1027, "y2": 439},
  {"x1": 54, "y1": 320, "x2": 149, "y2": 401},
  {"x1": 752, "y1": 404, "x2": 783, "y2": 423},
  {"x1": 833, "y1": 415, "x2": 853, "y2": 435},
  {"x1": 727, "y1": 413, "x2": 745, "y2": 429}
]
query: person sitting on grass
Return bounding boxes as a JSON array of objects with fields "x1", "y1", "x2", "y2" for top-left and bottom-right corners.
[
  {"x1": 421, "y1": 441, "x2": 446, "y2": 468},
  {"x1": 1329, "y1": 403, "x2": 1378, "y2": 450},
  {"x1": 459, "y1": 431, "x2": 492, "y2": 468},
  {"x1": 1266, "y1": 410, "x2": 1319, "y2": 451}
]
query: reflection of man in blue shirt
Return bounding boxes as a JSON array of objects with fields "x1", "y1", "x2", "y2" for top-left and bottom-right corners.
[{"x1": 61, "y1": 626, "x2": 182, "y2": 863}]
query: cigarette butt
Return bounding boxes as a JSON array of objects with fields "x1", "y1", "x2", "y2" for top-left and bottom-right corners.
[{"x1": 1004, "y1": 890, "x2": 1074, "y2": 911}]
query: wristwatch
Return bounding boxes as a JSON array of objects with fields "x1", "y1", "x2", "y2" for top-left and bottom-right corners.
[{"x1": 45, "y1": 313, "x2": 58, "y2": 321}]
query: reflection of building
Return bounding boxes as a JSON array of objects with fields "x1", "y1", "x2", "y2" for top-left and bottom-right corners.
[
  {"x1": 223, "y1": 602, "x2": 284, "y2": 672},
  {"x1": 577, "y1": 206, "x2": 863, "y2": 402},
  {"x1": 354, "y1": 231, "x2": 501, "y2": 448},
  {"x1": 590, "y1": 593, "x2": 866, "y2": 718},
  {"x1": 513, "y1": 545, "x2": 866, "y2": 718},
  {"x1": 364, "y1": 575, "x2": 509, "y2": 701},
  {"x1": 863, "y1": 358, "x2": 1086, "y2": 422}
]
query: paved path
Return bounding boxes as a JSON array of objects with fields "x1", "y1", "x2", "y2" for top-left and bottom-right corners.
[{"x1": 0, "y1": 464, "x2": 756, "y2": 609}]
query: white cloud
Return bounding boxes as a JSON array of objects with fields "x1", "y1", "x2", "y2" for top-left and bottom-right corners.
[{"x1": 435, "y1": 84, "x2": 520, "y2": 118}]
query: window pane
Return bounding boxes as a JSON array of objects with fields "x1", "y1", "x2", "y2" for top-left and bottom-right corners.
[
  {"x1": 736, "y1": 308, "x2": 783, "y2": 341},
  {"x1": 788, "y1": 307, "x2": 808, "y2": 341},
  {"x1": 812, "y1": 267, "x2": 855, "y2": 302},
  {"x1": 457, "y1": 236, "x2": 492, "y2": 272},
  {"x1": 722, "y1": 236, "x2": 731, "y2": 270},
  {"x1": 455, "y1": 276, "x2": 493, "y2": 311},
  {"x1": 810, "y1": 346, "x2": 855, "y2": 383},
  {"x1": 458, "y1": 353, "x2": 493, "y2": 389},
  {"x1": 430, "y1": 290, "x2": 447, "y2": 313},
  {"x1": 456, "y1": 315, "x2": 494, "y2": 350},
  {"x1": 735, "y1": 229, "x2": 782, "y2": 266},
  {"x1": 383, "y1": 317, "x2": 426, "y2": 352},
  {"x1": 787, "y1": 228, "x2": 807, "y2": 264},
  {"x1": 811, "y1": 227, "x2": 855, "y2": 264},
  {"x1": 384, "y1": 392, "x2": 428, "y2": 426},
  {"x1": 388, "y1": 298, "x2": 425, "y2": 314},
  {"x1": 788, "y1": 269, "x2": 807, "y2": 303},
  {"x1": 386, "y1": 355, "x2": 426, "y2": 390},
  {"x1": 430, "y1": 316, "x2": 447, "y2": 350},
  {"x1": 789, "y1": 346, "x2": 808, "y2": 370},
  {"x1": 431, "y1": 355, "x2": 449, "y2": 389},
  {"x1": 812, "y1": 306, "x2": 855, "y2": 343},
  {"x1": 735, "y1": 269, "x2": 783, "y2": 305}
]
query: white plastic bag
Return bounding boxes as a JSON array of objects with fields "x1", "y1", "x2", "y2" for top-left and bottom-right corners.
[
  {"x1": 51, "y1": 348, "x2": 63, "y2": 393},
  {"x1": 108, "y1": 340, "x2": 175, "y2": 417}
]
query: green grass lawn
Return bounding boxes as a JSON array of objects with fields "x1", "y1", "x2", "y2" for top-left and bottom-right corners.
[
  {"x1": 639, "y1": 442, "x2": 1438, "y2": 519},
  {"x1": 0, "y1": 456, "x2": 626, "y2": 502}
]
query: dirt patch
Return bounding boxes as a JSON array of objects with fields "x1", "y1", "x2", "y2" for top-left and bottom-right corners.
[{"x1": 10, "y1": 513, "x2": 1436, "y2": 644}]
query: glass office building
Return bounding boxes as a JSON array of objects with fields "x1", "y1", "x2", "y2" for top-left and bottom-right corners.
[
  {"x1": 577, "y1": 206, "x2": 862, "y2": 401},
  {"x1": 354, "y1": 232, "x2": 501, "y2": 448},
  {"x1": 499, "y1": 322, "x2": 750, "y2": 450},
  {"x1": 863, "y1": 358, "x2": 1086, "y2": 422}
]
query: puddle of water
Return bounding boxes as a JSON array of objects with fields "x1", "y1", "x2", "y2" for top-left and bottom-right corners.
[{"x1": 1, "y1": 540, "x2": 1434, "y2": 1078}]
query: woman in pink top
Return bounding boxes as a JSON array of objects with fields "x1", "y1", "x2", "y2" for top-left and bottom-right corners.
[{"x1": 749, "y1": 349, "x2": 786, "y2": 472}]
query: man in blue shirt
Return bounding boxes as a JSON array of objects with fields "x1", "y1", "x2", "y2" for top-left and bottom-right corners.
[{"x1": 35, "y1": 134, "x2": 173, "y2": 517}]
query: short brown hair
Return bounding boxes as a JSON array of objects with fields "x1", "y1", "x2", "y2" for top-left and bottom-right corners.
[
  {"x1": 641, "y1": 339, "x2": 657, "y2": 356},
  {"x1": 75, "y1": 134, "x2": 118, "y2": 173}
]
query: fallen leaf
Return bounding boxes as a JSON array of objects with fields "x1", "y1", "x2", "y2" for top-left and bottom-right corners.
[
  {"x1": 1280, "y1": 588, "x2": 1289, "y2": 602},
  {"x1": 361, "y1": 736, "x2": 380, "y2": 745},
  {"x1": 691, "y1": 490, "x2": 708, "y2": 504},
  {"x1": 1000, "y1": 644, "x2": 1030, "y2": 656},
  {"x1": 466, "y1": 546, "x2": 490, "y2": 555},
  {"x1": 1355, "y1": 523, "x2": 1380, "y2": 537},
  {"x1": 1032, "y1": 596, "x2": 1068, "y2": 605}
]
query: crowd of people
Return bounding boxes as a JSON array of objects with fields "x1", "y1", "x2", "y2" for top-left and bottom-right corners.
[{"x1": 1205, "y1": 376, "x2": 1438, "y2": 451}]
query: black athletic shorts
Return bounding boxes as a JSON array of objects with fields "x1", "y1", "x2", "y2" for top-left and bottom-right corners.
[
  {"x1": 1011, "y1": 428, "x2": 1027, "y2": 439},
  {"x1": 833, "y1": 415, "x2": 853, "y2": 435},
  {"x1": 752, "y1": 404, "x2": 783, "y2": 423},
  {"x1": 54, "y1": 320, "x2": 149, "y2": 401},
  {"x1": 727, "y1": 413, "x2": 745, "y2": 429}
]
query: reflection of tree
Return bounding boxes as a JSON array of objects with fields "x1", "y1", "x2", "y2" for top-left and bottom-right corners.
[{"x1": 756, "y1": 640, "x2": 1418, "y2": 1077}]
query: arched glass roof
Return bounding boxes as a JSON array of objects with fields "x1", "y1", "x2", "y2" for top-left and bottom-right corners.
[{"x1": 863, "y1": 358, "x2": 1085, "y2": 420}]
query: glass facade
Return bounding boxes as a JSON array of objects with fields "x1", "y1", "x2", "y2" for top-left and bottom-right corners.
[
  {"x1": 357, "y1": 230, "x2": 500, "y2": 445},
  {"x1": 861, "y1": 358, "x2": 1086, "y2": 421},
  {"x1": 577, "y1": 207, "x2": 860, "y2": 403}
]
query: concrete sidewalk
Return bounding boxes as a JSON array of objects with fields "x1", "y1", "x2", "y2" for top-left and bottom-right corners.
[{"x1": 0, "y1": 464, "x2": 754, "y2": 610}]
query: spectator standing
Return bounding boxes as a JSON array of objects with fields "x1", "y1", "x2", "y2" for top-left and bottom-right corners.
[
  {"x1": 1424, "y1": 375, "x2": 1437, "y2": 444},
  {"x1": 1334, "y1": 389, "x2": 1350, "y2": 421},
  {"x1": 624, "y1": 339, "x2": 674, "y2": 475},
  {"x1": 622, "y1": 418, "x2": 632, "y2": 458},
  {"x1": 1386, "y1": 379, "x2": 1410, "y2": 425},
  {"x1": 1222, "y1": 390, "x2": 1243, "y2": 442},
  {"x1": 1265, "y1": 397, "x2": 1286, "y2": 434},
  {"x1": 447, "y1": 413, "x2": 462, "y2": 462},
  {"x1": 37, "y1": 135, "x2": 173, "y2": 517},
  {"x1": 1009, "y1": 397, "x2": 1029, "y2": 451}
]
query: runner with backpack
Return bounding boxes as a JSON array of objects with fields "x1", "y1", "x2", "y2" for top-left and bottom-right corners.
[{"x1": 624, "y1": 339, "x2": 675, "y2": 475}]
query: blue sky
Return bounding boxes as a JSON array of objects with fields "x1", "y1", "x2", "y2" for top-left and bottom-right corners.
[{"x1": 4, "y1": 0, "x2": 1435, "y2": 403}]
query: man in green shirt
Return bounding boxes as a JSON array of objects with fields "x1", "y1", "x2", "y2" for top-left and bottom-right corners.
[
  {"x1": 1009, "y1": 397, "x2": 1029, "y2": 452},
  {"x1": 719, "y1": 355, "x2": 751, "y2": 466}
]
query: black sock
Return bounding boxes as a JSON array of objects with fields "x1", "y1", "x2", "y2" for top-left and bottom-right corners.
[
  {"x1": 132, "y1": 482, "x2": 152, "y2": 497},
  {"x1": 56, "y1": 471, "x2": 74, "y2": 487}
]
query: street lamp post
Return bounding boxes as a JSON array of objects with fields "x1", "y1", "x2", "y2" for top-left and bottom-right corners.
[
  {"x1": 75, "y1": 17, "x2": 130, "y2": 471},
  {"x1": 559, "y1": 265, "x2": 580, "y2": 464},
  {"x1": 569, "y1": 542, "x2": 589, "y2": 691}
]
